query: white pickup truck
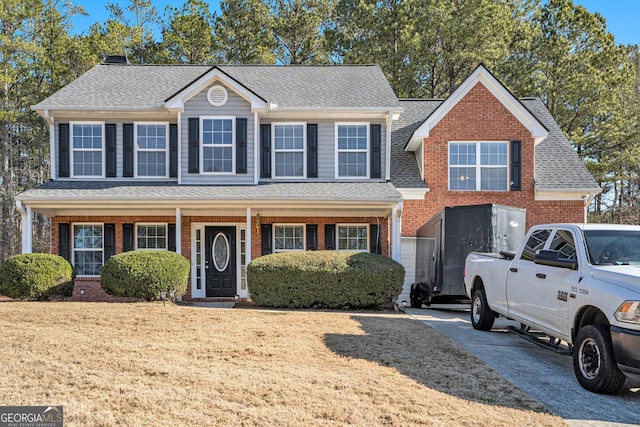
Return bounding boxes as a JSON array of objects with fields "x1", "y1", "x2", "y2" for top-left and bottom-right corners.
[{"x1": 464, "y1": 223, "x2": 640, "y2": 394}]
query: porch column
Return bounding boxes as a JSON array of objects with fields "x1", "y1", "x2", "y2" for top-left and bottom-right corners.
[
  {"x1": 391, "y1": 201, "x2": 402, "y2": 263},
  {"x1": 246, "y1": 207, "x2": 252, "y2": 265},
  {"x1": 17, "y1": 201, "x2": 32, "y2": 254},
  {"x1": 175, "y1": 207, "x2": 182, "y2": 255}
]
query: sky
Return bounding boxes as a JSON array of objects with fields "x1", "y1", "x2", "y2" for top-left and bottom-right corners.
[{"x1": 70, "y1": 0, "x2": 640, "y2": 47}]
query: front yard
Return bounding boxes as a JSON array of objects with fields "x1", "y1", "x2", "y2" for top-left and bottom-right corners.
[{"x1": 0, "y1": 303, "x2": 563, "y2": 426}]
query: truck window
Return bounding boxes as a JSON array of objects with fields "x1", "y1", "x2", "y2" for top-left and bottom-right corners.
[
  {"x1": 548, "y1": 230, "x2": 577, "y2": 260},
  {"x1": 520, "y1": 229, "x2": 552, "y2": 261},
  {"x1": 584, "y1": 230, "x2": 640, "y2": 265}
]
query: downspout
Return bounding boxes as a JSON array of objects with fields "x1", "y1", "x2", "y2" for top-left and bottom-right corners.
[
  {"x1": 391, "y1": 200, "x2": 403, "y2": 263},
  {"x1": 44, "y1": 110, "x2": 55, "y2": 180},
  {"x1": 386, "y1": 111, "x2": 393, "y2": 181},
  {"x1": 583, "y1": 191, "x2": 595, "y2": 224}
]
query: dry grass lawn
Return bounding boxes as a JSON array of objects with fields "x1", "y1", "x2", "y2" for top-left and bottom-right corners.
[{"x1": 0, "y1": 302, "x2": 564, "y2": 426}]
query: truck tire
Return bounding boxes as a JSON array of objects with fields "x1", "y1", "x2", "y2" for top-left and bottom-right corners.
[
  {"x1": 573, "y1": 324, "x2": 626, "y2": 394},
  {"x1": 471, "y1": 289, "x2": 495, "y2": 331}
]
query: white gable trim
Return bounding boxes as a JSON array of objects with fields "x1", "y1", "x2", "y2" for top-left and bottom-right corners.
[
  {"x1": 405, "y1": 65, "x2": 548, "y2": 151},
  {"x1": 164, "y1": 68, "x2": 268, "y2": 112}
]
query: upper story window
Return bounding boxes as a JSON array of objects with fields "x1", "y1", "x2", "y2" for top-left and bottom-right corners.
[
  {"x1": 336, "y1": 123, "x2": 369, "y2": 178},
  {"x1": 73, "y1": 224, "x2": 103, "y2": 276},
  {"x1": 274, "y1": 224, "x2": 305, "y2": 252},
  {"x1": 273, "y1": 123, "x2": 305, "y2": 178},
  {"x1": 449, "y1": 142, "x2": 508, "y2": 191},
  {"x1": 337, "y1": 224, "x2": 369, "y2": 251},
  {"x1": 135, "y1": 123, "x2": 169, "y2": 178},
  {"x1": 71, "y1": 122, "x2": 104, "y2": 177},
  {"x1": 201, "y1": 116, "x2": 235, "y2": 174},
  {"x1": 136, "y1": 224, "x2": 167, "y2": 250}
]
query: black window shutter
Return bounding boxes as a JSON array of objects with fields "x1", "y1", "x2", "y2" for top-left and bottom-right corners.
[
  {"x1": 58, "y1": 223, "x2": 70, "y2": 261},
  {"x1": 306, "y1": 224, "x2": 318, "y2": 250},
  {"x1": 122, "y1": 224, "x2": 134, "y2": 252},
  {"x1": 168, "y1": 223, "x2": 177, "y2": 252},
  {"x1": 325, "y1": 224, "x2": 336, "y2": 250},
  {"x1": 105, "y1": 123, "x2": 117, "y2": 177},
  {"x1": 307, "y1": 124, "x2": 318, "y2": 178},
  {"x1": 169, "y1": 124, "x2": 178, "y2": 178},
  {"x1": 236, "y1": 118, "x2": 248, "y2": 174},
  {"x1": 261, "y1": 224, "x2": 272, "y2": 255},
  {"x1": 104, "y1": 224, "x2": 115, "y2": 261},
  {"x1": 260, "y1": 124, "x2": 271, "y2": 179},
  {"x1": 188, "y1": 117, "x2": 199, "y2": 173},
  {"x1": 370, "y1": 124, "x2": 382, "y2": 179},
  {"x1": 370, "y1": 224, "x2": 382, "y2": 254},
  {"x1": 58, "y1": 123, "x2": 70, "y2": 178},
  {"x1": 511, "y1": 140, "x2": 522, "y2": 191},
  {"x1": 123, "y1": 123, "x2": 134, "y2": 177}
]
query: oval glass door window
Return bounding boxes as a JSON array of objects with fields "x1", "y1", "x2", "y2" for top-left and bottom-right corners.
[{"x1": 213, "y1": 233, "x2": 230, "y2": 272}]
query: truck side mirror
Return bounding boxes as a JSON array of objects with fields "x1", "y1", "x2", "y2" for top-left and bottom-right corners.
[{"x1": 534, "y1": 250, "x2": 578, "y2": 270}]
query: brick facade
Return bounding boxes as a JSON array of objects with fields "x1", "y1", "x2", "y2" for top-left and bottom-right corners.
[
  {"x1": 402, "y1": 83, "x2": 585, "y2": 237},
  {"x1": 53, "y1": 214, "x2": 390, "y2": 302}
]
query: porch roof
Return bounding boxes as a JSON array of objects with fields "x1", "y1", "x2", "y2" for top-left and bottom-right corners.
[{"x1": 17, "y1": 181, "x2": 402, "y2": 217}]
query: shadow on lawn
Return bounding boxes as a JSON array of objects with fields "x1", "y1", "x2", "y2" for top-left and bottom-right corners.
[{"x1": 323, "y1": 313, "x2": 549, "y2": 412}]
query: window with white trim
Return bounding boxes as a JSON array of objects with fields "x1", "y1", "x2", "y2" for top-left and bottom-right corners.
[
  {"x1": 273, "y1": 123, "x2": 305, "y2": 178},
  {"x1": 136, "y1": 224, "x2": 167, "y2": 250},
  {"x1": 336, "y1": 123, "x2": 368, "y2": 178},
  {"x1": 201, "y1": 117, "x2": 235, "y2": 173},
  {"x1": 73, "y1": 224, "x2": 103, "y2": 276},
  {"x1": 135, "y1": 123, "x2": 168, "y2": 177},
  {"x1": 337, "y1": 224, "x2": 369, "y2": 251},
  {"x1": 449, "y1": 142, "x2": 508, "y2": 191},
  {"x1": 274, "y1": 225, "x2": 305, "y2": 252},
  {"x1": 71, "y1": 122, "x2": 104, "y2": 177}
]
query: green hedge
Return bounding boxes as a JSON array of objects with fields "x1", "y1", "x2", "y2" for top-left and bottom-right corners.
[
  {"x1": 101, "y1": 250, "x2": 190, "y2": 300},
  {"x1": 0, "y1": 253, "x2": 74, "y2": 300},
  {"x1": 247, "y1": 251, "x2": 404, "y2": 309}
]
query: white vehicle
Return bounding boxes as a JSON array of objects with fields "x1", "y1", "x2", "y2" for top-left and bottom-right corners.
[{"x1": 464, "y1": 224, "x2": 640, "y2": 394}]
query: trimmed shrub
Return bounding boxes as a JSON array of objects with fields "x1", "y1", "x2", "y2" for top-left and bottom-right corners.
[
  {"x1": 0, "y1": 253, "x2": 74, "y2": 300},
  {"x1": 101, "y1": 250, "x2": 190, "y2": 300},
  {"x1": 247, "y1": 251, "x2": 404, "y2": 309}
]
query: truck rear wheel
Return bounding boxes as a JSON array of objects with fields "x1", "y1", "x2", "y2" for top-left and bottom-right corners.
[
  {"x1": 471, "y1": 289, "x2": 495, "y2": 331},
  {"x1": 573, "y1": 324, "x2": 626, "y2": 394}
]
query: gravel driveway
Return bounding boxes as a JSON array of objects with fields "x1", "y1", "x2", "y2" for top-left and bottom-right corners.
[{"x1": 406, "y1": 306, "x2": 640, "y2": 427}]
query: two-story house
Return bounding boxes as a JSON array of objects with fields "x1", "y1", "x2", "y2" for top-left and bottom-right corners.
[{"x1": 16, "y1": 61, "x2": 599, "y2": 302}]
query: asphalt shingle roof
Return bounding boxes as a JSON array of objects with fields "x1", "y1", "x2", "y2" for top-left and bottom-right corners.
[
  {"x1": 520, "y1": 98, "x2": 599, "y2": 191},
  {"x1": 17, "y1": 181, "x2": 402, "y2": 203},
  {"x1": 390, "y1": 98, "x2": 599, "y2": 192},
  {"x1": 33, "y1": 64, "x2": 401, "y2": 111}
]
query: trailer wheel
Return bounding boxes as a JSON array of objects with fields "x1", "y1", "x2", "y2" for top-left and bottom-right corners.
[
  {"x1": 573, "y1": 324, "x2": 626, "y2": 394},
  {"x1": 471, "y1": 289, "x2": 495, "y2": 331},
  {"x1": 409, "y1": 284, "x2": 422, "y2": 308}
]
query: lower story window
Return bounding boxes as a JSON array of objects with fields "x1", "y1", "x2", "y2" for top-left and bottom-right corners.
[
  {"x1": 137, "y1": 224, "x2": 167, "y2": 250},
  {"x1": 73, "y1": 224, "x2": 103, "y2": 276},
  {"x1": 274, "y1": 225, "x2": 304, "y2": 252},
  {"x1": 337, "y1": 225, "x2": 368, "y2": 251}
]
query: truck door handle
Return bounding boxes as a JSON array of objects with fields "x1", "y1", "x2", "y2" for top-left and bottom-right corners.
[
  {"x1": 536, "y1": 273, "x2": 546, "y2": 279},
  {"x1": 509, "y1": 267, "x2": 518, "y2": 273}
]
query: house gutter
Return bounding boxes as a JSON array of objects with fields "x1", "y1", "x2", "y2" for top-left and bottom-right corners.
[{"x1": 584, "y1": 191, "x2": 596, "y2": 223}]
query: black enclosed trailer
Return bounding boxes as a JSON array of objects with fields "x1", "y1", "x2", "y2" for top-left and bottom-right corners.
[{"x1": 410, "y1": 204, "x2": 526, "y2": 307}]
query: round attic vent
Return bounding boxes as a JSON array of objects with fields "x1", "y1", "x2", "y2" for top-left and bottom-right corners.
[{"x1": 207, "y1": 85, "x2": 228, "y2": 107}]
